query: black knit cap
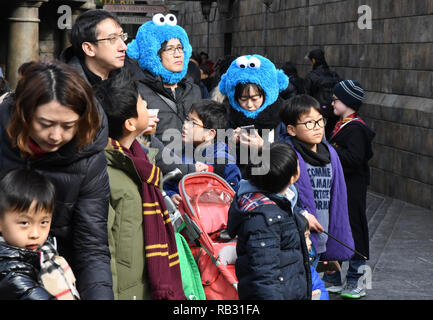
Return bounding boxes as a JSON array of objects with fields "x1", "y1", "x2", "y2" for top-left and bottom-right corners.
[{"x1": 332, "y1": 80, "x2": 364, "y2": 111}]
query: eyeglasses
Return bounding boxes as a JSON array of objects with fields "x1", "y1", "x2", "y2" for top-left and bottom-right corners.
[
  {"x1": 163, "y1": 46, "x2": 184, "y2": 55},
  {"x1": 93, "y1": 33, "x2": 128, "y2": 45},
  {"x1": 184, "y1": 118, "x2": 205, "y2": 128},
  {"x1": 331, "y1": 97, "x2": 340, "y2": 102},
  {"x1": 296, "y1": 118, "x2": 327, "y2": 130}
]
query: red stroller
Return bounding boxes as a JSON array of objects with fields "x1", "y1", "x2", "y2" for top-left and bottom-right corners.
[{"x1": 178, "y1": 172, "x2": 238, "y2": 300}]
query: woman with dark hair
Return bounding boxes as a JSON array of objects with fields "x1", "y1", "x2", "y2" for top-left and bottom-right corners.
[
  {"x1": 219, "y1": 54, "x2": 289, "y2": 178},
  {"x1": 304, "y1": 49, "x2": 342, "y2": 139},
  {"x1": 125, "y1": 14, "x2": 201, "y2": 145},
  {"x1": 279, "y1": 61, "x2": 306, "y2": 100},
  {"x1": 0, "y1": 61, "x2": 113, "y2": 300}
]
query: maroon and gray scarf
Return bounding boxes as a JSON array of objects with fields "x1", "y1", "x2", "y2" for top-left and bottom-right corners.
[{"x1": 110, "y1": 138, "x2": 185, "y2": 300}]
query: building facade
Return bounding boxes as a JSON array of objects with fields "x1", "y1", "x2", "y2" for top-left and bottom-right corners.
[{"x1": 175, "y1": 0, "x2": 433, "y2": 210}]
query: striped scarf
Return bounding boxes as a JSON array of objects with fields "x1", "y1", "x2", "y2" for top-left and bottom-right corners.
[
  {"x1": 331, "y1": 113, "x2": 365, "y2": 139},
  {"x1": 110, "y1": 138, "x2": 185, "y2": 300}
]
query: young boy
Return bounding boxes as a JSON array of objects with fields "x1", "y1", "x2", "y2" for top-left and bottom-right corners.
[
  {"x1": 0, "y1": 168, "x2": 79, "y2": 300},
  {"x1": 164, "y1": 99, "x2": 241, "y2": 206},
  {"x1": 94, "y1": 70, "x2": 185, "y2": 300},
  {"x1": 329, "y1": 80, "x2": 375, "y2": 299},
  {"x1": 227, "y1": 141, "x2": 311, "y2": 300},
  {"x1": 279, "y1": 94, "x2": 354, "y2": 291}
]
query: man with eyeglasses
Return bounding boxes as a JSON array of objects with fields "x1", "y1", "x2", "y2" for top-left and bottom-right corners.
[
  {"x1": 61, "y1": 10, "x2": 205, "y2": 178},
  {"x1": 60, "y1": 9, "x2": 127, "y2": 86},
  {"x1": 125, "y1": 15, "x2": 202, "y2": 147}
]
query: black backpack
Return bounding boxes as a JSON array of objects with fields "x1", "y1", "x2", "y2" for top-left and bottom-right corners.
[
  {"x1": 313, "y1": 71, "x2": 342, "y2": 108},
  {"x1": 311, "y1": 70, "x2": 343, "y2": 139}
]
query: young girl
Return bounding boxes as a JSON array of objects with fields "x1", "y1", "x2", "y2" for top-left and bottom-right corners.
[
  {"x1": 219, "y1": 54, "x2": 289, "y2": 177},
  {"x1": 227, "y1": 142, "x2": 311, "y2": 300}
]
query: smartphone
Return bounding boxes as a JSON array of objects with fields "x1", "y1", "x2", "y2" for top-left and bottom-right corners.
[{"x1": 239, "y1": 125, "x2": 255, "y2": 135}]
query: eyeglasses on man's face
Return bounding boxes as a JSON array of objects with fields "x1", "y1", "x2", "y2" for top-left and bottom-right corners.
[
  {"x1": 93, "y1": 32, "x2": 128, "y2": 45},
  {"x1": 163, "y1": 46, "x2": 184, "y2": 56},
  {"x1": 296, "y1": 117, "x2": 327, "y2": 130}
]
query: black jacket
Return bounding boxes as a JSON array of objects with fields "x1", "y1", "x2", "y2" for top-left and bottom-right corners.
[
  {"x1": 125, "y1": 58, "x2": 202, "y2": 145},
  {"x1": 227, "y1": 182, "x2": 311, "y2": 300},
  {"x1": 0, "y1": 96, "x2": 113, "y2": 300},
  {"x1": 226, "y1": 98, "x2": 285, "y2": 178},
  {"x1": 0, "y1": 240, "x2": 55, "y2": 300},
  {"x1": 329, "y1": 120, "x2": 375, "y2": 259},
  {"x1": 329, "y1": 121, "x2": 375, "y2": 184}
]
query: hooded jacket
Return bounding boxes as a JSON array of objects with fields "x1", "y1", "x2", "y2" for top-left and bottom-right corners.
[
  {"x1": 227, "y1": 180, "x2": 311, "y2": 300},
  {"x1": 104, "y1": 143, "x2": 152, "y2": 300},
  {"x1": 0, "y1": 96, "x2": 113, "y2": 300},
  {"x1": 0, "y1": 238, "x2": 55, "y2": 300}
]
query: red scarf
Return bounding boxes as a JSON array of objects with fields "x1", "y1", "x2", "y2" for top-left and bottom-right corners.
[
  {"x1": 28, "y1": 139, "x2": 47, "y2": 159},
  {"x1": 331, "y1": 113, "x2": 365, "y2": 139},
  {"x1": 110, "y1": 138, "x2": 185, "y2": 300}
]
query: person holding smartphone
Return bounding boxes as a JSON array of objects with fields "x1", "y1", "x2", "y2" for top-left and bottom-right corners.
[{"x1": 219, "y1": 55, "x2": 289, "y2": 177}]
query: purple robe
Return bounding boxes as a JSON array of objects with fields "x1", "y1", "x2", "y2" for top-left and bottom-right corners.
[{"x1": 280, "y1": 134, "x2": 354, "y2": 261}]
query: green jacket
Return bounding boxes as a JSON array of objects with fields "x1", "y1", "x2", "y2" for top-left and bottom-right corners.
[
  {"x1": 105, "y1": 143, "x2": 151, "y2": 300},
  {"x1": 105, "y1": 142, "x2": 204, "y2": 300}
]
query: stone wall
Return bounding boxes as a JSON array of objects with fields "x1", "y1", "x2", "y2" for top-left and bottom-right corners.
[{"x1": 176, "y1": 0, "x2": 433, "y2": 210}]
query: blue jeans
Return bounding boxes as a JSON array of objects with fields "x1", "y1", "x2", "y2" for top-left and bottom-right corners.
[
  {"x1": 322, "y1": 259, "x2": 366, "y2": 286},
  {"x1": 346, "y1": 259, "x2": 366, "y2": 285}
]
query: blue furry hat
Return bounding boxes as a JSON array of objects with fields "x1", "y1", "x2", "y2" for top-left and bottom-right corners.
[
  {"x1": 219, "y1": 55, "x2": 289, "y2": 119},
  {"x1": 126, "y1": 13, "x2": 192, "y2": 84}
]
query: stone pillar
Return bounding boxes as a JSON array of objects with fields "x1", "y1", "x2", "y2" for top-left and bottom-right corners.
[
  {"x1": 60, "y1": 0, "x2": 96, "y2": 52},
  {"x1": 7, "y1": 1, "x2": 46, "y2": 89}
]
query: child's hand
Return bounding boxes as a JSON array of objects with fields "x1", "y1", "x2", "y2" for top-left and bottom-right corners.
[
  {"x1": 142, "y1": 113, "x2": 160, "y2": 135},
  {"x1": 239, "y1": 129, "x2": 263, "y2": 149},
  {"x1": 171, "y1": 194, "x2": 182, "y2": 208},
  {"x1": 195, "y1": 162, "x2": 209, "y2": 172},
  {"x1": 306, "y1": 213, "x2": 324, "y2": 233},
  {"x1": 312, "y1": 289, "x2": 321, "y2": 300}
]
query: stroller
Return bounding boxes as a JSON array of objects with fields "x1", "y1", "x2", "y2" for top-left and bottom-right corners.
[{"x1": 177, "y1": 172, "x2": 239, "y2": 300}]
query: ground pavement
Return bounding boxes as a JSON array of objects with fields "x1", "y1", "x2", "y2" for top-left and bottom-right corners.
[{"x1": 329, "y1": 191, "x2": 433, "y2": 300}]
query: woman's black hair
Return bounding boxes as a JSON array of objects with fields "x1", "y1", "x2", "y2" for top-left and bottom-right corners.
[
  {"x1": 307, "y1": 48, "x2": 329, "y2": 69},
  {"x1": 249, "y1": 141, "x2": 299, "y2": 194},
  {"x1": 279, "y1": 94, "x2": 322, "y2": 126},
  {"x1": 0, "y1": 168, "x2": 56, "y2": 217},
  {"x1": 234, "y1": 82, "x2": 266, "y2": 102},
  {"x1": 94, "y1": 69, "x2": 139, "y2": 140}
]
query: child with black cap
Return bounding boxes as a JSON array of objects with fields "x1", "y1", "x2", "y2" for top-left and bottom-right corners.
[{"x1": 329, "y1": 80, "x2": 376, "y2": 299}]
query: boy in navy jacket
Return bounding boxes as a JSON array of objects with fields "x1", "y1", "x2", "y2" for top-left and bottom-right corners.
[{"x1": 164, "y1": 99, "x2": 241, "y2": 205}]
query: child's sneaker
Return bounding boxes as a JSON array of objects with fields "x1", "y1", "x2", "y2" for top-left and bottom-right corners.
[
  {"x1": 340, "y1": 283, "x2": 366, "y2": 299},
  {"x1": 324, "y1": 281, "x2": 343, "y2": 294}
]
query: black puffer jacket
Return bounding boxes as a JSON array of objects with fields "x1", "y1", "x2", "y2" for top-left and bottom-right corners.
[
  {"x1": 125, "y1": 58, "x2": 202, "y2": 145},
  {"x1": 0, "y1": 96, "x2": 113, "y2": 300},
  {"x1": 227, "y1": 181, "x2": 311, "y2": 300},
  {"x1": 0, "y1": 239, "x2": 54, "y2": 300}
]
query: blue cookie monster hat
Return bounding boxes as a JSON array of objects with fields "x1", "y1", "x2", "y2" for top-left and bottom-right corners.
[
  {"x1": 126, "y1": 13, "x2": 192, "y2": 84},
  {"x1": 219, "y1": 54, "x2": 289, "y2": 119}
]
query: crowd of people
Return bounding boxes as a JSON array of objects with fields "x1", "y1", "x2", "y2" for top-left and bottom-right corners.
[{"x1": 0, "y1": 9, "x2": 375, "y2": 300}]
